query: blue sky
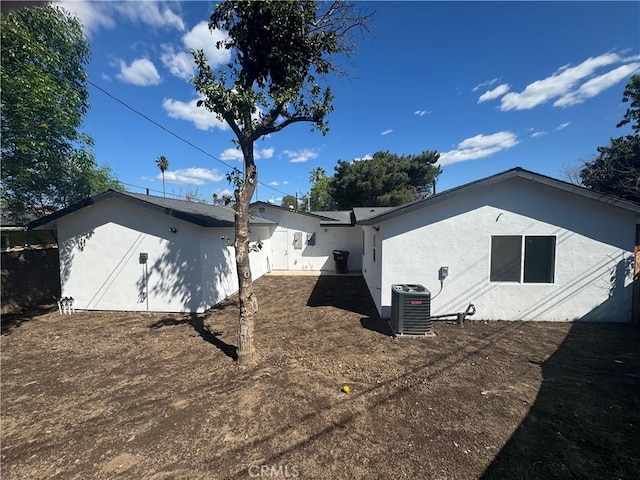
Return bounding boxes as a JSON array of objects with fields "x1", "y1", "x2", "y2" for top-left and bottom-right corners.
[{"x1": 58, "y1": 1, "x2": 640, "y2": 205}]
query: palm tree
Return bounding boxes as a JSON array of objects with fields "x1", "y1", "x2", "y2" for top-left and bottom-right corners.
[{"x1": 156, "y1": 155, "x2": 169, "y2": 197}]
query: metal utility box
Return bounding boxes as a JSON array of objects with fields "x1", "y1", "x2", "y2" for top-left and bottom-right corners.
[
  {"x1": 293, "y1": 232, "x2": 302, "y2": 249},
  {"x1": 306, "y1": 232, "x2": 316, "y2": 246},
  {"x1": 390, "y1": 284, "x2": 431, "y2": 336}
]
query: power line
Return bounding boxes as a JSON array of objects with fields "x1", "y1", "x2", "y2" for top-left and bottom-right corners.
[
  {"x1": 4, "y1": 23, "x2": 301, "y2": 202},
  {"x1": 87, "y1": 79, "x2": 297, "y2": 199}
]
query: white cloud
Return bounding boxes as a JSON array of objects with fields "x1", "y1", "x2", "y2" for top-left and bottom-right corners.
[
  {"x1": 268, "y1": 181, "x2": 279, "y2": 186},
  {"x1": 183, "y1": 21, "x2": 231, "y2": 69},
  {"x1": 58, "y1": 1, "x2": 116, "y2": 35},
  {"x1": 282, "y1": 181, "x2": 289, "y2": 185},
  {"x1": 220, "y1": 147, "x2": 274, "y2": 161},
  {"x1": 439, "y1": 131, "x2": 519, "y2": 166},
  {"x1": 531, "y1": 131, "x2": 547, "y2": 138},
  {"x1": 160, "y1": 45, "x2": 195, "y2": 81},
  {"x1": 115, "y1": 1, "x2": 185, "y2": 31},
  {"x1": 162, "y1": 167, "x2": 223, "y2": 185},
  {"x1": 258, "y1": 148, "x2": 275, "y2": 159},
  {"x1": 381, "y1": 129, "x2": 393, "y2": 136},
  {"x1": 214, "y1": 188, "x2": 233, "y2": 197},
  {"x1": 554, "y1": 63, "x2": 640, "y2": 107},
  {"x1": 414, "y1": 110, "x2": 431, "y2": 116},
  {"x1": 555, "y1": 122, "x2": 571, "y2": 131},
  {"x1": 161, "y1": 21, "x2": 231, "y2": 81},
  {"x1": 220, "y1": 148, "x2": 244, "y2": 161},
  {"x1": 354, "y1": 154, "x2": 373, "y2": 162},
  {"x1": 162, "y1": 97, "x2": 228, "y2": 131},
  {"x1": 478, "y1": 84, "x2": 510, "y2": 103},
  {"x1": 284, "y1": 149, "x2": 318, "y2": 163},
  {"x1": 58, "y1": 1, "x2": 184, "y2": 36},
  {"x1": 499, "y1": 53, "x2": 623, "y2": 111},
  {"x1": 472, "y1": 78, "x2": 500, "y2": 92},
  {"x1": 116, "y1": 58, "x2": 162, "y2": 86}
]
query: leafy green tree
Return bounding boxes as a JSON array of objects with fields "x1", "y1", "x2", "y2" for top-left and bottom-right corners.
[
  {"x1": 330, "y1": 150, "x2": 441, "y2": 209},
  {"x1": 580, "y1": 136, "x2": 640, "y2": 203},
  {"x1": 1, "y1": 4, "x2": 122, "y2": 222},
  {"x1": 156, "y1": 155, "x2": 169, "y2": 197},
  {"x1": 579, "y1": 74, "x2": 640, "y2": 203},
  {"x1": 281, "y1": 195, "x2": 298, "y2": 209},
  {"x1": 617, "y1": 74, "x2": 640, "y2": 132},
  {"x1": 192, "y1": 0, "x2": 371, "y2": 364},
  {"x1": 308, "y1": 166, "x2": 334, "y2": 211}
]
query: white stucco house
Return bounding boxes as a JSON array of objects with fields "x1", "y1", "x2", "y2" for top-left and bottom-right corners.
[
  {"x1": 29, "y1": 190, "x2": 274, "y2": 313},
  {"x1": 248, "y1": 201, "x2": 391, "y2": 272},
  {"x1": 359, "y1": 168, "x2": 640, "y2": 322},
  {"x1": 30, "y1": 167, "x2": 639, "y2": 322}
]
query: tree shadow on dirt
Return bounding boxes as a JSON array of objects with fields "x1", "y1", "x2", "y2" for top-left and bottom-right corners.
[
  {"x1": 307, "y1": 275, "x2": 378, "y2": 317},
  {"x1": 1, "y1": 304, "x2": 57, "y2": 336},
  {"x1": 481, "y1": 320, "x2": 640, "y2": 480},
  {"x1": 149, "y1": 314, "x2": 238, "y2": 361}
]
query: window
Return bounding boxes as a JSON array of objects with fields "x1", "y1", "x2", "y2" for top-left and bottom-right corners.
[
  {"x1": 490, "y1": 235, "x2": 555, "y2": 283},
  {"x1": 490, "y1": 236, "x2": 521, "y2": 282},
  {"x1": 362, "y1": 230, "x2": 365, "y2": 255}
]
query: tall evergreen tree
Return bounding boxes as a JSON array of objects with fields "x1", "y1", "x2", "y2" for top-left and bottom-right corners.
[{"x1": 330, "y1": 151, "x2": 441, "y2": 209}]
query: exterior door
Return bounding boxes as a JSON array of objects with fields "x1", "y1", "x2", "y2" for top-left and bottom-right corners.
[{"x1": 271, "y1": 230, "x2": 289, "y2": 270}]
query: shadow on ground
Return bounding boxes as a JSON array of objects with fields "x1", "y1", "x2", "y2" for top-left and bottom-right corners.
[
  {"x1": 1, "y1": 304, "x2": 57, "y2": 335},
  {"x1": 307, "y1": 275, "x2": 378, "y2": 317},
  {"x1": 481, "y1": 322, "x2": 640, "y2": 480},
  {"x1": 149, "y1": 313, "x2": 238, "y2": 361}
]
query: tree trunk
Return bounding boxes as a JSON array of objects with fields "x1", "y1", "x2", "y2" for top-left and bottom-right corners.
[{"x1": 235, "y1": 142, "x2": 258, "y2": 365}]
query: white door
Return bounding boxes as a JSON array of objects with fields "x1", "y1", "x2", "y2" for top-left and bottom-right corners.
[{"x1": 271, "y1": 230, "x2": 289, "y2": 270}]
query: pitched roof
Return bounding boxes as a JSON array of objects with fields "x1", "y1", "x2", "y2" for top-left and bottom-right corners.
[
  {"x1": 358, "y1": 167, "x2": 640, "y2": 225},
  {"x1": 28, "y1": 190, "x2": 275, "y2": 230},
  {"x1": 352, "y1": 207, "x2": 397, "y2": 223},
  {"x1": 250, "y1": 201, "x2": 341, "y2": 222}
]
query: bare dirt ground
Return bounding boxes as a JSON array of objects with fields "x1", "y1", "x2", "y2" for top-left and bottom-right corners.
[{"x1": 2, "y1": 275, "x2": 639, "y2": 480}]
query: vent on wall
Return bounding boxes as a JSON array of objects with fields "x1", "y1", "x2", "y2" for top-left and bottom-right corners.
[{"x1": 390, "y1": 284, "x2": 431, "y2": 336}]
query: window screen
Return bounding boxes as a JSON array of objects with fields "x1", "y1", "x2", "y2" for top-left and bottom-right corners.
[
  {"x1": 524, "y1": 236, "x2": 556, "y2": 283},
  {"x1": 490, "y1": 236, "x2": 521, "y2": 282}
]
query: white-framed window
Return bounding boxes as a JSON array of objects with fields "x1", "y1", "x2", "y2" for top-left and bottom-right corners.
[{"x1": 490, "y1": 235, "x2": 556, "y2": 283}]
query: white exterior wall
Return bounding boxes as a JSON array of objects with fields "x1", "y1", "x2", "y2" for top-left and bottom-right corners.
[
  {"x1": 200, "y1": 225, "x2": 271, "y2": 308},
  {"x1": 376, "y1": 178, "x2": 637, "y2": 322},
  {"x1": 58, "y1": 198, "x2": 271, "y2": 313},
  {"x1": 362, "y1": 225, "x2": 383, "y2": 314},
  {"x1": 254, "y1": 207, "x2": 362, "y2": 271}
]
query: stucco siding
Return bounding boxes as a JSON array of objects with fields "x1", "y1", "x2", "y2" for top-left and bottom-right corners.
[
  {"x1": 379, "y1": 178, "x2": 637, "y2": 322},
  {"x1": 58, "y1": 199, "x2": 273, "y2": 313},
  {"x1": 362, "y1": 225, "x2": 383, "y2": 314},
  {"x1": 199, "y1": 225, "x2": 271, "y2": 309},
  {"x1": 254, "y1": 207, "x2": 362, "y2": 271},
  {"x1": 58, "y1": 198, "x2": 205, "y2": 312}
]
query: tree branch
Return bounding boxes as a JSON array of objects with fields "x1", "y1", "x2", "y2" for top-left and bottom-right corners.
[{"x1": 253, "y1": 115, "x2": 319, "y2": 140}]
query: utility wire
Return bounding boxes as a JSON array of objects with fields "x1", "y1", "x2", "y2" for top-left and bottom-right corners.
[
  {"x1": 5, "y1": 24, "x2": 302, "y2": 202},
  {"x1": 87, "y1": 79, "x2": 298, "y2": 199}
]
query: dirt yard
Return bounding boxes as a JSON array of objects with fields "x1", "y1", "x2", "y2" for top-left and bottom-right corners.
[{"x1": 2, "y1": 275, "x2": 639, "y2": 480}]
